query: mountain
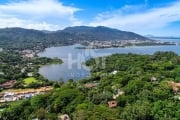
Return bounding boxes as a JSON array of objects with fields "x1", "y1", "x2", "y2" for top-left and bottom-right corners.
[
  {"x1": 57, "y1": 26, "x2": 149, "y2": 41},
  {"x1": 0, "y1": 27, "x2": 75, "y2": 50},
  {"x1": 0, "y1": 26, "x2": 150, "y2": 50},
  {"x1": 0, "y1": 28, "x2": 47, "y2": 50}
]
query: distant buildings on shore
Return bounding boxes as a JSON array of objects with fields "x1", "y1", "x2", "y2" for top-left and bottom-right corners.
[
  {"x1": 78, "y1": 40, "x2": 176, "y2": 49},
  {"x1": 0, "y1": 87, "x2": 52, "y2": 103}
]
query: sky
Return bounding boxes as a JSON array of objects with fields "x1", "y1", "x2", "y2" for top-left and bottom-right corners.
[{"x1": 0, "y1": 0, "x2": 180, "y2": 36}]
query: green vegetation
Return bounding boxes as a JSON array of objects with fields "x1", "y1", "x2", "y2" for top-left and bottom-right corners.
[
  {"x1": 1, "y1": 51, "x2": 180, "y2": 120},
  {"x1": 0, "y1": 25, "x2": 178, "y2": 119},
  {"x1": 23, "y1": 77, "x2": 38, "y2": 85},
  {"x1": 0, "y1": 28, "x2": 73, "y2": 51},
  {"x1": 0, "y1": 51, "x2": 62, "y2": 88}
]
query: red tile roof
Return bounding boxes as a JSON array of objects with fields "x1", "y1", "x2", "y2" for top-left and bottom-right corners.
[
  {"x1": 108, "y1": 100, "x2": 117, "y2": 108},
  {"x1": 168, "y1": 81, "x2": 180, "y2": 93},
  {"x1": 84, "y1": 83, "x2": 96, "y2": 88},
  {"x1": 0, "y1": 80, "x2": 17, "y2": 89}
]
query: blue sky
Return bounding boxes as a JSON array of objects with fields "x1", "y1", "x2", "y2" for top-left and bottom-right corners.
[{"x1": 0, "y1": 0, "x2": 180, "y2": 36}]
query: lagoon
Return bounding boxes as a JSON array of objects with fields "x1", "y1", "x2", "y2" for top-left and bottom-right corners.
[{"x1": 38, "y1": 43, "x2": 180, "y2": 81}]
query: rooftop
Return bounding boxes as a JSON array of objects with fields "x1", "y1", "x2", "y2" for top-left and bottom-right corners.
[{"x1": 108, "y1": 100, "x2": 117, "y2": 108}]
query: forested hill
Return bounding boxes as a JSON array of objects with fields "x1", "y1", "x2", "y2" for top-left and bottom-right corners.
[
  {"x1": 56, "y1": 26, "x2": 149, "y2": 41},
  {"x1": 0, "y1": 28, "x2": 73, "y2": 50},
  {"x1": 0, "y1": 26, "x2": 150, "y2": 50}
]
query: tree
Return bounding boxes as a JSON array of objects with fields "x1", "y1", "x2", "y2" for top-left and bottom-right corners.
[{"x1": 120, "y1": 101, "x2": 152, "y2": 120}]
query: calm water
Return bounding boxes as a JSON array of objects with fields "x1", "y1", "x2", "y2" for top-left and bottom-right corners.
[{"x1": 38, "y1": 43, "x2": 180, "y2": 81}]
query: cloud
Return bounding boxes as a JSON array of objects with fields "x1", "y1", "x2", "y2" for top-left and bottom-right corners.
[
  {"x1": 89, "y1": 1, "x2": 180, "y2": 35},
  {"x1": 0, "y1": 17, "x2": 60, "y2": 30},
  {"x1": 0, "y1": 0, "x2": 82, "y2": 30}
]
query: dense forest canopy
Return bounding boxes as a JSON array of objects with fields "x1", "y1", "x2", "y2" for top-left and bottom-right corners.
[{"x1": 1, "y1": 51, "x2": 180, "y2": 120}]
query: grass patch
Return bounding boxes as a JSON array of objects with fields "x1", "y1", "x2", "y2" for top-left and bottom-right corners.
[{"x1": 23, "y1": 77, "x2": 38, "y2": 85}]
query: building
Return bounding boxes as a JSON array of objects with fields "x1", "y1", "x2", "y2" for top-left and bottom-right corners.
[
  {"x1": 0, "y1": 80, "x2": 17, "y2": 89},
  {"x1": 113, "y1": 89, "x2": 124, "y2": 99},
  {"x1": 168, "y1": 81, "x2": 180, "y2": 94},
  {"x1": 3, "y1": 92, "x2": 15, "y2": 102},
  {"x1": 84, "y1": 83, "x2": 96, "y2": 88},
  {"x1": 0, "y1": 87, "x2": 53, "y2": 103},
  {"x1": 151, "y1": 76, "x2": 158, "y2": 83},
  {"x1": 108, "y1": 100, "x2": 117, "y2": 108},
  {"x1": 59, "y1": 114, "x2": 71, "y2": 120},
  {"x1": 110, "y1": 70, "x2": 118, "y2": 75}
]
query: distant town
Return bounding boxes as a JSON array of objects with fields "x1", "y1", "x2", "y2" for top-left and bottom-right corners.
[{"x1": 77, "y1": 39, "x2": 177, "y2": 49}]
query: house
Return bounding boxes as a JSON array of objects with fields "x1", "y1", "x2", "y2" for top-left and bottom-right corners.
[
  {"x1": 0, "y1": 80, "x2": 17, "y2": 89},
  {"x1": 168, "y1": 81, "x2": 180, "y2": 94},
  {"x1": 0, "y1": 86, "x2": 53, "y2": 103},
  {"x1": 0, "y1": 99, "x2": 5, "y2": 103},
  {"x1": 25, "y1": 53, "x2": 34, "y2": 58},
  {"x1": 4, "y1": 92, "x2": 15, "y2": 102},
  {"x1": 151, "y1": 76, "x2": 158, "y2": 83},
  {"x1": 84, "y1": 83, "x2": 96, "y2": 88},
  {"x1": 108, "y1": 100, "x2": 117, "y2": 108},
  {"x1": 0, "y1": 72, "x2": 4, "y2": 75},
  {"x1": 174, "y1": 95, "x2": 180, "y2": 100},
  {"x1": 21, "y1": 68, "x2": 26, "y2": 73},
  {"x1": 110, "y1": 70, "x2": 118, "y2": 75},
  {"x1": 25, "y1": 94, "x2": 33, "y2": 99},
  {"x1": 59, "y1": 114, "x2": 71, "y2": 120},
  {"x1": 27, "y1": 73, "x2": 33, "y2": 77},
  {"x1": 113, "y1": 89, "x2": 124, "y2": 99},
  {"x1": 15, "y1": 94, "x2": 25, "y2": 100},
  {"x1": 0, "y1": 93, "x2": 4, "y2": 98},
  {"x1": 0, "y1": 48, "x2": 3, "y2": 52}
]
